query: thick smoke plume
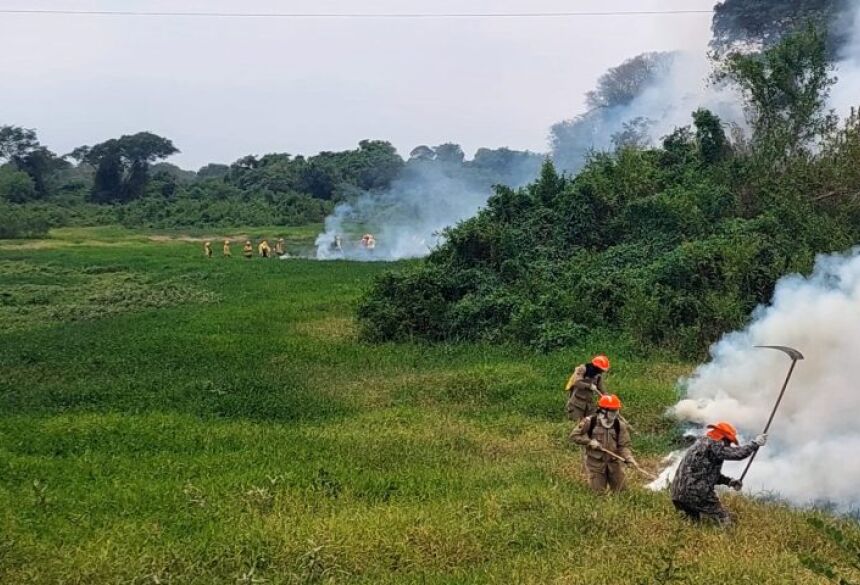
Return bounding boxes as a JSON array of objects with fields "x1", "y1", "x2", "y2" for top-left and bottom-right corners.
[
  {"x1": 656, "y1": 249, "x2": 860, "y2": 510},
  {"x1": 551, "y1": 51, "x2": 744, "y2": 174},
  {"x1": 831, "y1": 0, "x2": 860, "y2": 116},
  {"x1": 315, "y1": 155, "x2": 540, "y2": 261}
]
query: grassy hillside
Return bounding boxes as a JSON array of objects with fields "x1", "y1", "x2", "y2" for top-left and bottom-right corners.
[{"x1": 0, "y1": 227, "x2": 856, "y2": 584}]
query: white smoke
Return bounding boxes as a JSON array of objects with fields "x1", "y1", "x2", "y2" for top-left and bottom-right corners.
[
  {"x1": 583, "y1": 52, "x2": 745, "y2": 156},
  {"x1": 314, "y1": 156, "x2": 538, "y2": 261},
  {"x1": 658, "y1": 249, "x2": 860, "y2": 510},
  {"x1": 830, "y1": 0, "x2": 860, "y2": 117}
]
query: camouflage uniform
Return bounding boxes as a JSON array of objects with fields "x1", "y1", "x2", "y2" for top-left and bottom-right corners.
[
  {"x1": 570, "y1": 414, "x2": 633, "y2": 493},
  {"x1": 565, "y1": 364, "x2": 606, "y2": 421},
  {"x1": 670, "y1": 437, "x2": 758, "y2": 524}
]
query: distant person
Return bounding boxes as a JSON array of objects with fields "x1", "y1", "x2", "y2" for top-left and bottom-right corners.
[
  {"x1": 243, "y1": 240, "x2": 253, "y2": 259},
  {"x1": 330, "y1": 235, "x2": 343, "y2": 253},
  {"x1": 565, "y1": 354, "x2": 610, "y2": 421},
  {"x1": 275, "y1": 238, "x2": 285, "y2": 256},
  {"x1": 223, "y1": 239, "x2": 232, "y2": 257},
  {"x1": 569, "y1": 394, "x2": 635, "y2": 493},
  {"x1": 360, "y1": 233, "x2": 376, "y2": 251},
  {"x1": 671, "y1": 422, "x2": 767, "y2": 526},
  {"x1": 204, "y1": 241, "x2": 212, "y2": 258},
  {"x1": 258, "y1": 240, "x2": 271, "y2": 258}
]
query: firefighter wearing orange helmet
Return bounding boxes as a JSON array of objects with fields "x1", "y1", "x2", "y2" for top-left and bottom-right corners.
[
  {"x1": 565, "y1": 354, "x2": 611, "y2": 421},
  {"x1": 569, "y1": 394, "x2": 635, "y2": 493},
  {"x1": 670, "y1": 421, "x2": 767, "y2": 525}
]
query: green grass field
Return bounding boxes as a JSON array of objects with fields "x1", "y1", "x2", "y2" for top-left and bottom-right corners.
[{"x1": 0, "y1": 227, "x2": 856, "y2": 584}]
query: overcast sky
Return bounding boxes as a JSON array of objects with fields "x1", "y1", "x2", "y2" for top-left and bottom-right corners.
[{"x1": 0, "y1": 0, "x2": 717, "y2": 168}]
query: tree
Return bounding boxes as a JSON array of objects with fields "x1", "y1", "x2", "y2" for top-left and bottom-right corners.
[
  {"x1": 711, "y1": 0, "x2": 850, "y2": 57},
  {"x1": 586, "y1": 52, "x2": 674, "y2": 109},
  {"x1": 433, "y1": 143, "x2": 466, "y2": 164},
  {"x1": 692, "y1": 109, "x2": 733, "y2": 164},
  {"x1": 611, "y1": 117, "x2": 653, "y2": 150},
  {"x1": 718, "y1": 25, "x2": 836, "y2": 160},
  {"x1": 75, "y1": 132, "x2": 179, "y2": 203},
  {"x1": 197, "y1": 163, "x2": 229, "y2": 180},
  {"x1": 409, "y1": 145, "x2": 435, "y2": 161},
  {"x1": 0, "y1": 167, "x2": 36, "y2": 203},
  {"x1": 0, "y1": 126, "x2": 65, "y2": 198}
]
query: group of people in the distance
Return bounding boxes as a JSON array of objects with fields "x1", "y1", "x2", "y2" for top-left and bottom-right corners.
[
  {"x1": 565, "y1": 354, "x2": 767, "y2": 526},
  {"x1": 203, "y1": 238, "x2": 287, "y2": 259}
]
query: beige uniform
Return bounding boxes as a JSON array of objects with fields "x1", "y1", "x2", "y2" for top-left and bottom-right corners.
[
  {"x1": 570, "y1": 415, "x2": 632, "y2": 493},
  {"x1": 565, "y1": 364, "x2": 606, "y2": 421}
]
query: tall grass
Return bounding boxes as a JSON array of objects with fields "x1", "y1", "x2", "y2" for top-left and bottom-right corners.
[{"x1": 0, "y1": 227, "x2": 856, "y2": 583}]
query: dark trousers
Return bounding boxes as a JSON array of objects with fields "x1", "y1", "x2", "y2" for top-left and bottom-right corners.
[{"x1": 672, "y1": 498, "x2": 731, "y2": 525}]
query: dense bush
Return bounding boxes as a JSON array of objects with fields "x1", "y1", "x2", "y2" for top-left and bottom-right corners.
[
  {"x1": 358, "y1": 31, "x2": 860, "y2": 356},
  {"x1": 0, "y1": 202, "x2": 50, "y2": 238}
]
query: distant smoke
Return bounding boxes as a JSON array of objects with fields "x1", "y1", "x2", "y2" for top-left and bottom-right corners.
[
  {"x1": 830, "y1": 0, "x2": 860, "y2": 117},
  {"x1": 552, "y1": 51, "x2": 745, "y2": 174},
  {"x1": 654, "y1": 249, "x2": 860, "y2": 510},
  {"x1": 315, "y1": 154, "x2": 540, "y2": 261}
]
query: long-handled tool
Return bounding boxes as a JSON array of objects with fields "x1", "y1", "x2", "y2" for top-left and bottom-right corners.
[
  {"x1": 597, "y1": 446, "x2": 657, "y2": 480},
  {"x1": 739, "y1": 345, "x2": 804, "y2": 482}
]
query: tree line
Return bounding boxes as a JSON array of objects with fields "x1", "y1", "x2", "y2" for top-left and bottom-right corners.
[{"x1": 0, "y1": 128, "x2": 540, "y2": 238}]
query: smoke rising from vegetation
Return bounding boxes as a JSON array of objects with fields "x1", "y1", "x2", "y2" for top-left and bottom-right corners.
[
  {"x1": 659, "y1": 249, "x2": 860, "y2": 510},
  {"x1": 550, "y1": 50, "x2": 745, "y2": 173},
  {"x1": 315, "y1": 148, "x2": 542, "y2": 261},
  {"x1": 831, "y1": 0, "x2": 860, "y2": 116}
]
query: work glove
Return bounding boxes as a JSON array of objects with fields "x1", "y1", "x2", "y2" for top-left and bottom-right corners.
[
  {"x1": 728, "y1": 479, "x2": 743, "y2": 491},
  {"x1": 588, "y1": 439, "x2": 602, "y2": 450},
  {"x1": 624, "y1": 456, "x2": 637, "y2": 467},
  {"x1": 752, "y1": 433, "x2": 768, "y2": 447},
  {"x1": 590, "y1": 384, "x2": 599, "y2": 393}
]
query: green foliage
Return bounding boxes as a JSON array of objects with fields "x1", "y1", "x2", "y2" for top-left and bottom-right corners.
[
  {"x1": 228, "y1": 139, "x2": 405, "y2": 200},
  {"x1": 358, "y1": 31, "x2": 860, "y2": 356},
  {"x1": 0, "y1": 201, "x2": 50, "y2": 238},
  {"x1": 73, "y1": 132, "x2": 179, "y2": 203},
  {"x1": 0, "y1": 166, "x2": 36, "y2": 203},
  {"x1": 718, "y1": 25, "x2": 836, "y2": 161}
]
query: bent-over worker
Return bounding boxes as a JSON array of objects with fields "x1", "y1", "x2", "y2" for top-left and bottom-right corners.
[{"x1": 670, "y1": 421, "x2": 766, "y2": 526}]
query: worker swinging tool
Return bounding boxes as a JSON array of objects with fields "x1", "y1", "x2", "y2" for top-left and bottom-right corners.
[{"x1": 670, "y1": 345, "x2": 803, "y2": 526}]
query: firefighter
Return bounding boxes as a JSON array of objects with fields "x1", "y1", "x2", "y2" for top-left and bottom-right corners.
[
  {"x1": 569, "y1": 394, "x2": 635, "y2": 493},
  {"x1": 222, "y1": 239, "x2": 232, "y2": 257},
  {"x1": 204, "y1": 241, "x2": 212, "y2": 258},
  {"x1": 275, "y1": 238, "x2": 285, "y2": 256},
  {"x1": 258, "y1": 239, "x2": 271, "y2": 258},
  {"x1": 670, "y1": 421, "x2": 767, "y2": 525},
  {"x1": 243, "y1": 240, "x2": 253, "y2": 259},
  {"x1": 565, "y1": 354, "x2": 610, "y2": 421}
]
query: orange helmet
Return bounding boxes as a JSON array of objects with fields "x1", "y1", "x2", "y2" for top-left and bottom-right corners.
[
  {"x1": 706, "y1": 422, "x2": 738, "y2": 444},
  {"x1": 597, "y1": 394, "x2": 622, "y2": 410},
  {"x1": 592, "y1": 355, "x2": 610, "y2": 371}
]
